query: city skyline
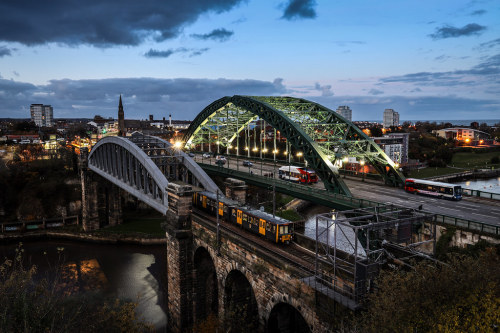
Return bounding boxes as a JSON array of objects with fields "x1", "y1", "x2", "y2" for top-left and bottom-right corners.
[{"x1": 0, "y1": 0, "x2": 499, "y2": 121}]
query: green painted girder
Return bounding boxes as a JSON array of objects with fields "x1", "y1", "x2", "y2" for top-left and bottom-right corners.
[{"x1": 183, "y1": 96, "x2": 405, "y2": 195}]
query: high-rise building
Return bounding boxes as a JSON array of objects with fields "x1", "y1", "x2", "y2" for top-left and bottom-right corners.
[
  {"x1": 336, "y1": 106, "x2": 352, "y2": 121},
  {"x1": 383, "y1": 109, "x2": 399, "y2": 128},
  {"x1": 30, "y1": 104, "x2": 53, "y2": 127}
]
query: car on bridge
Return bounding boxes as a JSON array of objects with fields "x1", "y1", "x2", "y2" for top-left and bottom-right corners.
[
  {"x1": 216, "y1": 155, "x2": 226, "y2": 165},
  {"x1": 242, "y1": 160, "x2": 253, "y2": 167}
]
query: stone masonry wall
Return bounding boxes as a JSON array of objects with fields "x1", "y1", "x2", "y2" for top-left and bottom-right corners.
[{"x1": 190, "y1": 217, "x2": 332, "y2": 332}]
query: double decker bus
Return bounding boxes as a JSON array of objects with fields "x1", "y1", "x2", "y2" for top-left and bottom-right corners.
[
  {"x1": 405, "y1": 178, "x2": 462, "y2": 200},
  {"x1": 278, "y1": 165, "x2": 318, "y2": 184}
]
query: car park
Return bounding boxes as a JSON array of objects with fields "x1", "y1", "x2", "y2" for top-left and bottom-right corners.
[{"x1": 242, "y1": 160, "x2": 253, "y2": 167}]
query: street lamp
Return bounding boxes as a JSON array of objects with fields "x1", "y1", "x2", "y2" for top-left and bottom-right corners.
[
  {"x1": 343, "y1": 157, "x2": 349, "y2": 179},
  {"x1": 360, "y1": 160, "x2": 365, "y2": 182}
]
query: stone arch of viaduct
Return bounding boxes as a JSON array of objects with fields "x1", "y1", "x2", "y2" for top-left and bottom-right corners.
[{"x1": 164, "y1": 182, "x2": 333, "y2": 333}]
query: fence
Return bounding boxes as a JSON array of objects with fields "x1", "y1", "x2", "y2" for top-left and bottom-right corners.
[{"x1": 1, "y1": 215, "x2": 79, "y2": 233}]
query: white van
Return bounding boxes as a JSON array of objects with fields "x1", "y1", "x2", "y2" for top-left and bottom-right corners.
[{"x1": 20, "y1": 139, "x2": 31, "y2": 144}]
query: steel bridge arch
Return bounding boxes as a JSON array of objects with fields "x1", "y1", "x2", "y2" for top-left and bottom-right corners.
[
  {"x1": 87, "y1": 133, "x2": 220, "y2": 214},
  {"x1": 183, "y1": 96, "x2": 405, "y2": 195}
]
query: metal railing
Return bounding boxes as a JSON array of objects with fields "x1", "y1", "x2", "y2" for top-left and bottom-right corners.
[
  {"x1": 1, "y1": 215, "x2": 79, "y2": 233},
  {"x1": 200, "y1": 163, "x2": 500, "y2": 237},
  {"x1": 462, "y1": 188, "x2": 500, "y2": 201}
]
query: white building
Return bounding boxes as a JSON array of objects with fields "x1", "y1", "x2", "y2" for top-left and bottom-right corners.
[
  {"x1": 383, "y1": 109, "x2": 399, "y2": 128},
  {"x1": 336, "y1": 106, "x2": 352, "y2": 122},
  {"x1": 30, "y1": 104, "x2": 53, "y2": 127}
]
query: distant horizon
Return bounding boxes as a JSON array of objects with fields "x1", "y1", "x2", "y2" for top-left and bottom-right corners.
[{"x1": 1, "y1": 117, "x2": 499, "y2": 126}]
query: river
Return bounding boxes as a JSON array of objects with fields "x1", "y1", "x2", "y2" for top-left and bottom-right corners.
[
  {"x1": 0, "y1": 240, "x2": 167, "y2": 331},
  {"x1": 453, "y1": 176, "x2": 500, "y2": 194}
]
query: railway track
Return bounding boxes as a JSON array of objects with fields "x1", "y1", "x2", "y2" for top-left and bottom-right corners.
[{"x1": 193, "y1": 208, "x2": 318, "y2": 275}]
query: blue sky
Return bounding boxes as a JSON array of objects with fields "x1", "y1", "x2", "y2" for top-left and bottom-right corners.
[{"x1": 0, "y1": 0, "x2": 499, "y2": 121}]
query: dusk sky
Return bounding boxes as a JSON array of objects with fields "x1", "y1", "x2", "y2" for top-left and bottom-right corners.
[{"x1": 0, "y1": 0, "x2": 499, "y2": 121}]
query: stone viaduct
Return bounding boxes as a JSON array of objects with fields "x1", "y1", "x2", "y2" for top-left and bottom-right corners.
[{"x1": 80, "y1": 145, "x2": 341, "y2": 332}]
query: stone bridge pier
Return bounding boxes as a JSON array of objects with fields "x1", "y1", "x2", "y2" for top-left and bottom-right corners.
[
  {"x1": 164, "y1": 181, "x2": 337, "y2": 333},
  {"x1": 80, "y1": 148, "x2": 123, "y2": 231}
]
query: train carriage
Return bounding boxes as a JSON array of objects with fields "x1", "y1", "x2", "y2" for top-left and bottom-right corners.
[{"x1": 192, "y1": 191, "x2": 294, "y2": 244}]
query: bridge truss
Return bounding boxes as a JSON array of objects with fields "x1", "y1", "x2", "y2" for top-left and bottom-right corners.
[
  {"x1": 87, "y1": 132, "x2": 220, "y2": 214},
  {"x1": 183, "y1": 96, "x2": 405, "y2": 195}
]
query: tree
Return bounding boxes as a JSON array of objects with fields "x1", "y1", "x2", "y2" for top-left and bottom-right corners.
[
  {"x1": 0, "y1": 245, "x2": 153, "y2": 332},
  {"x1": 361, "y1": 249, "x2": 500, "y2": 333}
]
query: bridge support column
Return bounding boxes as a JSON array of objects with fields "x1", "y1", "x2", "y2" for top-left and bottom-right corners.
[
  {"x1": 80, "y1": 148, "x2": 99, "y2": 231},
  {"x1": 224, "y1": 178, "x2": 248, "y2": 204},
  {"x1": 107, "y1": 184, "x2": 122, "y2": 226},
  {"x1": 164, "y1": 182, "x2": 194, "y2": 333}
]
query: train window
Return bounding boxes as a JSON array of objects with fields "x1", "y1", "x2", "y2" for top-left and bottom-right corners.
[
  {"x1": 279, "y1": 226, "x2": 283, "y2": 234},
  {"x1": 272, "y1": 225, "x2": 276, "y2": 233},
  {"x1": 232, "y1": 209, "x2": 236, "y2": 217},
  {"x1": 266, "y1": 222, "x2": 271, "y2": 231},
  {"x1": 243, "y1": 214, "x2": 248, "y2": 223}
]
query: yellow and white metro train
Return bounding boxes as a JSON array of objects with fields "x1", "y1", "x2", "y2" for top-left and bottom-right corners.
[{"x1": 192, "y1": 191, "x2": 294, "y2": 244}]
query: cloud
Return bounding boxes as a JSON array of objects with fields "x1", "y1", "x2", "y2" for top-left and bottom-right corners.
[
  {"x1": 144, "y1": 47, "x2": 209, "y2": 58},
  {"x1": 332, "y1": 41, "x2": 366, "y2": 47},
  {"x1": 144, "y1": 49, "x2": 175, "y2": 58},
  {"x1": 191, "y1": 28, "x2": 234, "y2": 42},
  {"x1": 470, "y1": 9, "x2": 486, "y2": 16},
  {"x1": 380, "y1": 53, "x2": 500, "y2": 87},
  {"x1": 281, "y1": 0, "x2": 317, "y2": 20},
  {"x1": 478, "y1": 38, "x2": 500, "y2": 49},
  {"x1": 310, "y1": 94, "x2": 499, "y2": 121},
  {"x1": 0, "y1": 45, "x2": 12, "y2": 57},
  {"x1": 0, "y1": 0, "x2": 243, "y2": 47},
  {"x1": 0, "y1": 77, "x2": 288, "y2": 119},
  {"x1": 429, "y1": 23, "x2": 486, "y2": 39},
  {"x1": 314, "y1": 82, "x2": 334, "y2": 97},
  {"x1": 368, "y1": 89, "x2": 384, "y2": 95}
]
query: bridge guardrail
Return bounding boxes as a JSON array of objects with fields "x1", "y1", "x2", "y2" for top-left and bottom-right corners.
[
  {"x1": 433, "y1": 213, "x2": 499, "y2": 236},
  {"x1": 462, "y1": 189, "x2": 500, "y2": 201},
  {"x1": 200, "y1": 163, "x2": 500, "y2": 237}
]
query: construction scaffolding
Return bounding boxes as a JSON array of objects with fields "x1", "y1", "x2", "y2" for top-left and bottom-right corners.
[{"x1": 311, "y1": 204, "x2": 436, "y2": 309}]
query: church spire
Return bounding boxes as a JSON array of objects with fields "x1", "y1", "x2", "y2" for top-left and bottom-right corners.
[{"x1": 118, "y1": 94, "x2": 125, "y2": 136}]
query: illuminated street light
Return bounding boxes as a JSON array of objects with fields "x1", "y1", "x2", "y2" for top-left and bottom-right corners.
[
  {"x1": 343, "y1": 157, "x2": 349, "y2": 179},
  {"x1": 360, "y1": 160, "x2": 365, "y2": 182}
]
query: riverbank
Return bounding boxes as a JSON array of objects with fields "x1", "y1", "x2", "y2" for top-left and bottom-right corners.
[{"x1": 0, "y1": 228, "x2": 167, "y2": 245}]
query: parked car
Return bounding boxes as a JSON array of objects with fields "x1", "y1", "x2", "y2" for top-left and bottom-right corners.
[
  {"x1": 202, "y1": 153, "x2": 211, "y2": 158},
  {"x1": 188, "y1": 152, "x2": 195, "y2": 157},
  {"x1": 242, "y1": 160, "x2": 253, "y2": 167},
  {"x1": 216, "y1": 159, "x2": 226, "y2": 165}
]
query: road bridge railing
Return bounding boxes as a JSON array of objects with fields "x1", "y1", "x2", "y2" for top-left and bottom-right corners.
[
  {"x1": 434, "y1": 213, "x2": 500, "y2": 236},
  {"x1": 200, "y1": 163, "x2": 500, "y2": 238},
  {"x1": 200, "y1": 163, "x2": 384, "y2": 210}
]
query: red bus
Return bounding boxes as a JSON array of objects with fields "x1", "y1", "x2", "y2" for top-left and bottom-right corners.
[{"x1": 278, "y1": 166, "x2": 318, "y2": 184}]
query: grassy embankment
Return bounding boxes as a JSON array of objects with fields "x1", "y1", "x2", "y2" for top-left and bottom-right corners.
[{"x1": 408, "y1": 150, "x2": 500, "y2": 179}]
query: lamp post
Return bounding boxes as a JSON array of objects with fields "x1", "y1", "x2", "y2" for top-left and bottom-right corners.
[
  {"x1": 343, "y1": 157, "x2": 349, "y2": 179},
  {"x1": 360, "y1": 160, "x2": 365, "y2": 182}
]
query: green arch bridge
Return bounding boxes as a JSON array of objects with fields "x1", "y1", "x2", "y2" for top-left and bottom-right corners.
[{"x1": 183, "y1": 95, "x2": 405, "y2": 196}]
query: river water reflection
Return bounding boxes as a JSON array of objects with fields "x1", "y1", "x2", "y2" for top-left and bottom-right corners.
[
  {"x1": 0, "y1": 240, "x2": 167, "y2": 331},
  {"x1": 453, "y1": 176, "x2": 500, "y2": 194}
]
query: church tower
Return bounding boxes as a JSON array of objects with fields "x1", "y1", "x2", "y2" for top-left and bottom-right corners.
[{"x1": 118, "y1": 95, "x2": 125, "y2": 136}]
